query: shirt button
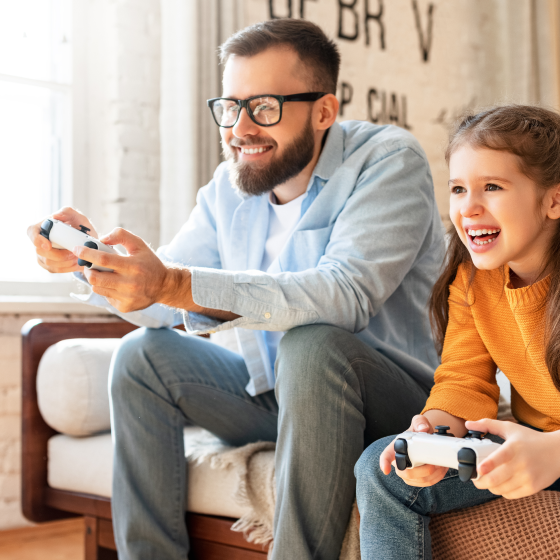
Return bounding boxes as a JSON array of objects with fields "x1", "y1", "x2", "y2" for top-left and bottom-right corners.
[{"x1": 264, "y1": 312, "x2": 271, "y2": 319}]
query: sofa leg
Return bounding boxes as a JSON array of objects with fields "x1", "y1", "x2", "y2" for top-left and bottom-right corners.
[{"x1": 85, "y1": 515, "x2": 100, "y2": 560}]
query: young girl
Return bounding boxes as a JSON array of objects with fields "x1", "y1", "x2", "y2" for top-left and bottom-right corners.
[{"x1": 355, "y1": 105, "x2": 560, "y2": 559}]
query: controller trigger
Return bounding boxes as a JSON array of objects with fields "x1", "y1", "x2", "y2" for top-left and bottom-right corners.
[
  {"x1": 79, "y1": 225, "x2": 91, "y2": 234},
  {"x1": 457, "y1": 448, "x2": 477, "y2": 482},
  {"x1": 394, "y1": 438, "x2": 412, "y2": 470},
  {"x1": 77, "y1": 241, "x2": 98, "y2": 268}
]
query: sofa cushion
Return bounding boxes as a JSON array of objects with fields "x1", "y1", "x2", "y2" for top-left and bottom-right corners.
[
  {"x1": 37, "y1": 338, "x2": 120, "y2": 436},
  {"x1": 47, "y1": 427, "x2": 249, "y2": 519}
]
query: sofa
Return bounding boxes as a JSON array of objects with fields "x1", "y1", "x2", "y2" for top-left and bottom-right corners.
[{"x1": 21, "y1": 319, "x2": 560, "y2": 560}]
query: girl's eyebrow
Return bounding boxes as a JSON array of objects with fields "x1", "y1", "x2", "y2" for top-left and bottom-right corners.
[{"x1": 447, "y1": 176, "x2": 512, "y2": 186}]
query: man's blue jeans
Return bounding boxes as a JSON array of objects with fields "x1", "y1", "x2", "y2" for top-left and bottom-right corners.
[{"x1": 109, "y1": 324, "x2": 430, "y2": 560}]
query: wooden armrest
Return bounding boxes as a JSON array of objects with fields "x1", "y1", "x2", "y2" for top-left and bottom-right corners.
[{"x1": 21, "y1": 319, "x2": 138, "y2": 522}]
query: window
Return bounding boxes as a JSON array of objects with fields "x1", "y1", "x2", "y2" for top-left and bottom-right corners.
[{"x1": 0, "y1": 0, "x2": 72, "y2": 283}]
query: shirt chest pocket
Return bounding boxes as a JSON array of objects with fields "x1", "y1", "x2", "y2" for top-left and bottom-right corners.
[{"x1": 279, "y1": 224, "x2": 335, "y2": 271}]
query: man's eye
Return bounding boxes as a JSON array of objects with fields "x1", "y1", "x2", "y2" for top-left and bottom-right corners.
[
  {"x1": 253, "y1": 103, "x2": 271, "y2": 115},
  {"x1": 486, "y1": 183, "x2": 502, "y2": 191}
]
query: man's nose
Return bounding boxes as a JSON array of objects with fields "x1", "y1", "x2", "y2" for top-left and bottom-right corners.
[{"x1": 232, "y1": 107, "x2": 260, "y2": 138}]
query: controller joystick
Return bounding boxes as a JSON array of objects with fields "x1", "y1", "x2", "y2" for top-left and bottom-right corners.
[
  {"x1": 435, "y1": 425, "x2": 454, "y2": 437},
  {"x1": 465, "y1": 430, "x2": 485, "y2": 440},
  {"x1": 394, "y1": 428, "x2": 501, "y2": 482},
  {"x1": 39, "y1": 218, "x2": 119, "y2": 272}
]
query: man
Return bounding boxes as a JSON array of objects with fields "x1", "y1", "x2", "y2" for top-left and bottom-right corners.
[{"x1": 28, "y1": 19, "x2": 444, "y2": 560}]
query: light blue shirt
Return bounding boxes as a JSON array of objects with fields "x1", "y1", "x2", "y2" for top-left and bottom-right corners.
[{"x1": 75, "y1": 120, "x2": 445, "y2": 396}]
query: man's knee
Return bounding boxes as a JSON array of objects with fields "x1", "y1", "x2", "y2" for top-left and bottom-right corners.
[
  {"x1": 275, "y1": 324, "x2": 359, "y2": 406},
  {"x1": 110, "y1": 327, "x2": 175, "y2": 400}
]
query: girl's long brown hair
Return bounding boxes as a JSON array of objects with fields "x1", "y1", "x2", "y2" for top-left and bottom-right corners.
[{"x1": 429, "y1": 105, "x2": 560, "y2": 390}]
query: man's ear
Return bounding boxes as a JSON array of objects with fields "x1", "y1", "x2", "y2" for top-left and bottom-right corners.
[
  {"x1": 315, "y1": 94, "x2": 339, "y2": 131},
  {"x1": 547, "y1": 184, "x2": 560, "y2": 220}
]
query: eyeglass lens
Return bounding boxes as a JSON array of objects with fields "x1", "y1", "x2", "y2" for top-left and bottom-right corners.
[{"x1": 212, "y1": 96, "x2": 281, "y2": 127}]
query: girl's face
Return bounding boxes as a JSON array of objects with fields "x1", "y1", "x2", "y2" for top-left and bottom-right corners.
[{"x1": 449, "y1": 144, "x2": 560, "y2": 286}]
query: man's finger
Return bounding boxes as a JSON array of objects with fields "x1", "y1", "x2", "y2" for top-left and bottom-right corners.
[
  {"x1": 73, "y1": 245, "x2": 125, "y2": 271},
  {"x1": 100, "y1": 227, "x2": 145, "y2": 254}
]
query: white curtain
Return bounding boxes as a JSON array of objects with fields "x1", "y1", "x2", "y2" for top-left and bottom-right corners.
[{"x1": 159, "y1": 0, "x2": 244, "y2": 245}]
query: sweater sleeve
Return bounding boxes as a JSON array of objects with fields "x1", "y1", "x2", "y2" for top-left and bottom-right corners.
[{"x1": 422, "y1": 267, "x2": 500, "y2": 421}]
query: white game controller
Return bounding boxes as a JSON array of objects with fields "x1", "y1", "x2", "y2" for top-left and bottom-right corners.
[
  {"x1": 394, "y1": 426, "x2": 502, "y2": 482},
  {"x1": 40, "y1": 218, "x2": 118, "y2": 272}
]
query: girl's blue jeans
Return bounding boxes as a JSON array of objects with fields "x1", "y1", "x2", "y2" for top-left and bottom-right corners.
[{"x1": 356, "y1": 434, "x2": 560, "y2": 560}]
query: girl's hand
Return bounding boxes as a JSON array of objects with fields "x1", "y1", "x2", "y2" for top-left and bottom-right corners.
[
  {"x1": 467, "y1": 418, "x2": 560, "y2": 499},
  {"x1": 379, "y1": 415, "x2": 448, "y2": 487}
]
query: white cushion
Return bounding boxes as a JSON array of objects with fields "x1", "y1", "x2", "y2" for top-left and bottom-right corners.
[
  {"x1": 38, "y1": 338, "x2": 120, "y2": 436},
  {"x1": 48, "y1": 427, "x2": 248, "y2": 519}
]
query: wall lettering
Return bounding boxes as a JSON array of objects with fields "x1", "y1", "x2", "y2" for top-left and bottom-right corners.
[
  {"x1": 364, "y1": 0, "x2": 385, "y2": 48},
  {"x1": 412, "y1": 0, "x2": 435, "y2": 62},
  {"x1": 338, "y1": 82, "x2": 354, "y2": 116},
  {"x1": 269, "y1": 0, "x2": 317, "y2": 19},
  {"x1": 269, "y1": 0, "x2": 292, "y2": 18},
  {"x1": 337, "y1": 0, "x2": 359, "y2": 41},
  {"x1": 367, "y1": 88, "x2": 411, "y2": 129},
  {"x1": 337, "y1": 0, "x2": 385, "y2": 49}
]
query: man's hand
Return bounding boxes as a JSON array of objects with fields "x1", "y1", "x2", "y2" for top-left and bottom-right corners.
[
  {"x1": 27, "y1": 207, "x2": 98, "y2": 274},
  {"x1": 74, "y1": 227, "x2": 184, "y2": 314},
  {"x1": 468, "y1": 418, "x2": 560, "y2": 499},
  {"x1": 379, "y1": 414, "x2": 448, "y2": 487}
]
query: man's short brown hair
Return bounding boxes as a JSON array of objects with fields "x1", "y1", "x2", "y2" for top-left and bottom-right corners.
[{"x1": 219, "y1": 19, "x2": 341, "y2": 95}]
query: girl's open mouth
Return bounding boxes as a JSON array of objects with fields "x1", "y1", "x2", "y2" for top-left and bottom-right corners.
[{"x1": 467, "y1": 227, "x2": 501, "y2": 246}]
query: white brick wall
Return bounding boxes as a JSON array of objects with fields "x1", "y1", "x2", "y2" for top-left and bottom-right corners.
[
  {"x1": 0, "y1": 0, "x2": 162, "y2": 532},
  {"x1": 79, "y1": 0, "x2": 162, "y2": 247}
]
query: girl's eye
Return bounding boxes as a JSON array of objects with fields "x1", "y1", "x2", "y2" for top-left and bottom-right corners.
[
  {"x1": 486, "y1": 183, "x2": 502, "y2": 191},
  {"x1": 451, "y1": 186, "x2": 466, "y2": 194}
]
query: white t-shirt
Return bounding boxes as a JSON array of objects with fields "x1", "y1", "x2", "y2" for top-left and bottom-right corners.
[{"x1": 260, "y1": 191, "x2": 306, "y2": 365}]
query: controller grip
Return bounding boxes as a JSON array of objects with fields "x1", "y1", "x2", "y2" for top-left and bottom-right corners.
[{"x1": 77, "y1": 241, "x2": 98, "y2": 268}]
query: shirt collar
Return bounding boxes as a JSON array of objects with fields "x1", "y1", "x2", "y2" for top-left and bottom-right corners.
[{"x1": 311, "y1": 121, "x2": 343, "y2": 183}]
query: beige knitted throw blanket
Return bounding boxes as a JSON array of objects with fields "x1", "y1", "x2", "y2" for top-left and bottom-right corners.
[{"x1": 185, "y1": 431, "x2": 360, "y2": 559}]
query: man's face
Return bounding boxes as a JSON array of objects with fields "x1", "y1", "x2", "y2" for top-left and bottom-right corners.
[{"x1": 221, "y1": 47, "x2": 318, "y2": 196}]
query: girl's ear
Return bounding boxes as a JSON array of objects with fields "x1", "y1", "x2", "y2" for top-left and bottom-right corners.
[{"x1": 547, "y1": 184, "x2": 560, "y2": 220}]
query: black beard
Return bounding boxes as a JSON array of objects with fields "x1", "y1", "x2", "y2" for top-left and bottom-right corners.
[{"x1": 224, "y1": 114, "x2": 315, "y2": 197}]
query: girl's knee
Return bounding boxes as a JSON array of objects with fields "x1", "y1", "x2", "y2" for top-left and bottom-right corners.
[{"x1": 355, "y1": 435, "x2": 394, "y2": 485}]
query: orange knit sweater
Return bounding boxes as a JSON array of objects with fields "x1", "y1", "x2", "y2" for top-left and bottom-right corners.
[{"x1": 422, "y1": 263, "x2": 560, "y2": 432}]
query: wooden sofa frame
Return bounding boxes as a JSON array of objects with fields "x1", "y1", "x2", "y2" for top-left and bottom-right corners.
[{"x1": 21, "y1": 319, "x2": 268, "y2": 560}]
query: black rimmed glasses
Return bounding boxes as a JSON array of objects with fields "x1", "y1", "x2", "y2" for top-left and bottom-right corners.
[{"x1": 207, "y1": 92, "x2": 327, "y2": 128}]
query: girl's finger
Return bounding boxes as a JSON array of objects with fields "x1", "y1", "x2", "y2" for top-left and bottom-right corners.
[
  {"x1": 474, "y1": 463, "x2": 515, "y2": 492},
  {"x1": 477, "y1": 444, "x2": 514, "y2": 477}
]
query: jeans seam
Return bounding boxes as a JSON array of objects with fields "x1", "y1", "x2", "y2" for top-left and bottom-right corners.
[
  {"x1": 168, "y1": 381, "x2": 278, "y2": 418},
  {"x1": 311, "y1": 362, "x2": 353, "y2": 560}
]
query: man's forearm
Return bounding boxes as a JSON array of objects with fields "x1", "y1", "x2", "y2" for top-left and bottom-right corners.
[{"x1": 159, "y1": 267, "x2": 240, "y2": 322}]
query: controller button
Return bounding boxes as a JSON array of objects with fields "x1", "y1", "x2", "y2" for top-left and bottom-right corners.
[
  {"x1": 434, "y1": 425, "x2": 454, "y2": 437},
  {"x1": 79, "y1": 225, "x2": 91, "y2": 234},
  {"x1": 39, "y1": 219, "x2": 54, "y2": 240}
]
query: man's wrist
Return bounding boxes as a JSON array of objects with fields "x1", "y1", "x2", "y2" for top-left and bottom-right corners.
[{"x1": 159, "y1": 266, "x2": 198, "y2": 311}]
